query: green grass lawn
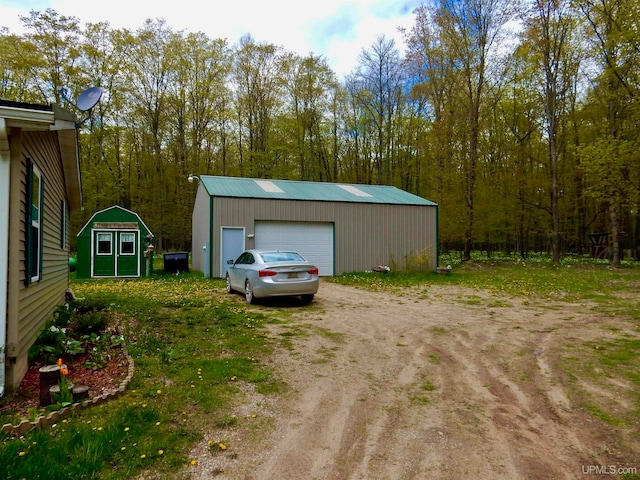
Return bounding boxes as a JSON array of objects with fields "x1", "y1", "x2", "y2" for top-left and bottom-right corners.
[
  {"x1": 1, "y1": 270, "x2": 281, "y2": 479},
  {"x1": 1, "y1": 256, "x2": 639, "y2": 479}
]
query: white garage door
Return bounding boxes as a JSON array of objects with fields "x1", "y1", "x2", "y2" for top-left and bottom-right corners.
[{"x1": 255, "y1": 221, "x2": 334, "y2": 276}]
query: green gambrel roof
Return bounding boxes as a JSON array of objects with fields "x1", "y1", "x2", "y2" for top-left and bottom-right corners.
[{"x1": 200, "y1": 176, "x2": 437, "y2": 206}]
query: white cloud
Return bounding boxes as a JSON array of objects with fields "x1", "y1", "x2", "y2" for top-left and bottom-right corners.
[{"x1": 0, "y1": 0, "x2": 419, "y2": 78}]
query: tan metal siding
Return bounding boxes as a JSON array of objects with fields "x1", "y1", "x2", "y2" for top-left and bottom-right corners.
[
  {"x1": 191, "y1": 185, "x2": 211, "y2": 272},
  {"x1": 209, "y1": 197, "x2": 437, "y2": 277},
  {"x1": 335, "y1": 203, "x2": 437, "y2": 273}
]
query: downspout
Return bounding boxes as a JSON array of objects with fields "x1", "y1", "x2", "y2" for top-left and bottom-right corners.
[{"x1": 0, "y1": 118, "x2": 10, "y2": 397}]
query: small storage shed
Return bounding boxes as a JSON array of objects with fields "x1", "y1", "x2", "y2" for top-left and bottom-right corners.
[
  {"x1": 76, "y1": 205, "x2": 154, "y2": 278},
  {"x1": 191, "y1": 176, "x2": 439, "y2": 278}
]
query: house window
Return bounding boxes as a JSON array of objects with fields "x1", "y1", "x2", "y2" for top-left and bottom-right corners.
[
  {"x1": 26, "y1": 162, "x2": 43, "y2": 284},
  {"x1": 60, "y1": 199, "x2": 68, "y2": 249},
  {"x1": 97, "y1": 233, "x2": 112, "y2": 255},
  {"x1": 120, "y1": 233, "x2": 135, "y2": 255}
]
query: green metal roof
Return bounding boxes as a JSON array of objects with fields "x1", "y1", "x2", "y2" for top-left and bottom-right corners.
[{"x1": 200, "y1": 176, "x2": 437, "y2": 206}]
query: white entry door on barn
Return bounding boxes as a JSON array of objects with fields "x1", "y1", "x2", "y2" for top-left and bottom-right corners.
[{"x1": 255, "y1": 221, "x2": 334, "y2": 276}]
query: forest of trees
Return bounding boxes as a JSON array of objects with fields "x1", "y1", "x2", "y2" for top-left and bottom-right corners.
[{"x1": 1, "y1": 0, "x2": 639, "y2": 265}]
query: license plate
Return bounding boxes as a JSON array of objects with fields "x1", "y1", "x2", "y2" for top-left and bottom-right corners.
[{"x1": 287, "y1": 272, "x2": 299, "y2": 278}]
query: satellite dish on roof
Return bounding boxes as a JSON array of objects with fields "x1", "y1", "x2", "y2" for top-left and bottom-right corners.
[{"x1": 77, "y1": 86, "x2": 103, "y2": 111}]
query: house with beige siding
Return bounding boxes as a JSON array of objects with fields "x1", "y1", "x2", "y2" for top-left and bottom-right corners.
[
  {"x1": 0, "y1": 100, "x2": 81, "y2": 395},
  {"x1": 190, "y1": 175, "x2": 438, "y2": 279}
]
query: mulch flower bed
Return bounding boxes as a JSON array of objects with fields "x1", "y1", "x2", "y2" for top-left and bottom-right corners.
[{"x1": 1, "y1": 350, "x2": 128, "y2": 425}]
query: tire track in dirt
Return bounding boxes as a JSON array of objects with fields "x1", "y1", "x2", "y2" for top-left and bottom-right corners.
[{"x1": 190, "y1": 280, "x2": 639, "y2": 480}]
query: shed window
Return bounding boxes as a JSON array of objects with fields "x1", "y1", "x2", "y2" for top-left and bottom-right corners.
[
  {"x1": 97, "y1": 233, "x2": 112, "y2": 255},
  {"x1": 26, "y1": 161, "x2": 43, "y2": 284},
  {"x1": 120, "y1": 233, "x2": 135, "y2": 255}
]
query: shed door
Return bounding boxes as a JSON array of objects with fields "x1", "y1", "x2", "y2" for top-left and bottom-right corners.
[
  {"x1": 93, "y1": 231, "x2": 115, "y2": 277},
  {"x1": 220, "y1": 227, "x2": 245, "y2": 278},
  {"x1": 93, "y1": 230, "x2": 139, "y2": 277},
  {"x1": 255, "y1": 221, "x2": 334, "y2": 276},
  {"x1": 116, "y1": 231, "x2": 139, "y2": 277}
]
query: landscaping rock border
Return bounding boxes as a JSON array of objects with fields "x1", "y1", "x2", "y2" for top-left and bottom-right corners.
[{"x1": 1, "y1": 348, "x2": 134, "y2": 436}]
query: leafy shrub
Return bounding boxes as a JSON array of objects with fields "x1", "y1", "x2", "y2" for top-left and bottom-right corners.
[
  {"x1": 83, "y1": 332, "x2": 125, "y2": 370},
  {"x1": 75, "y1": 297, "x2": 111, "y2": 315},
  {"x1": 28, "y1": 324, "x2": 84, "y2": 364},
  {"x1": 72, "y1": 310, "x2": 110, "y2": 335},
  {"x1": 29, "y1": 298, "x2": 114, "y2": 365},
  {"x1": 51, "y1": 302, "x2": 76, "y2": 328}
]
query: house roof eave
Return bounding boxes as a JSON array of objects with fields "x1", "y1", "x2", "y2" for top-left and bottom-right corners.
[{"x1": 0, "y1": 102, "x2": 82, "y2": 211}]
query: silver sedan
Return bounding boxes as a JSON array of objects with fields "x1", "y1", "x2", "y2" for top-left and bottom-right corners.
[{"x1": 225, "y1": 249, "x2": 319, "y2": 304}]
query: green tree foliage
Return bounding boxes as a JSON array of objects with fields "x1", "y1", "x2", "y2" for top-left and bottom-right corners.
[
  {"x1": 281, "y1": 52, "x2": 339, "y2": 181},
  {"x1": 519, "y1": 0, "x2": 582, "y2": 261},
  {"x1": 232, "y1": 35, "x2": 284, "y2": 178},
  {"x1": 576, "y1": 0, "x2": 640, "y2": 265},
  {"x1": 1, "y1": 4, "x2": 639, "y2": 263}
]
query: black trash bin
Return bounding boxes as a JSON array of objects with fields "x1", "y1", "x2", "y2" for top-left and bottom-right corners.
[{"x1": 164, "y1": 252, "x2": 189, "y2": 274}]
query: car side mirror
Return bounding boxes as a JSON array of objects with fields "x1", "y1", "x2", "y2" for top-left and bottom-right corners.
[{"x1": 227, "y1": 259, "x2": 235, "y2": 265}]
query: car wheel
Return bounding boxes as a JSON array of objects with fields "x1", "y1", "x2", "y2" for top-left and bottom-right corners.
[
  {"x1": 301, "y1": 294, "x2": 314, "y2": 303},
  {"x1": 245, "y1": 280, "x2": 255, "y2": 304},
  {"x1": 225, "y1": 273, "x2": 233, "y2": 293}
]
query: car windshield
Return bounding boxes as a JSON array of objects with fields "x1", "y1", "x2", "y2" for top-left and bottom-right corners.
[{"x1": 259, "y1": 252, "x2": 305, "y2": 263}]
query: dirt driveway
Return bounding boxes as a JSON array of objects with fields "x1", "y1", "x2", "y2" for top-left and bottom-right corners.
[{"x1": 189, "y1": 280, "x2": 639, "y2": 479}]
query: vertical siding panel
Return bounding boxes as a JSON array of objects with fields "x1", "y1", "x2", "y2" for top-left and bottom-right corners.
[{"x1": 191, "y1": 186, "x2": 212, "y2": 272}]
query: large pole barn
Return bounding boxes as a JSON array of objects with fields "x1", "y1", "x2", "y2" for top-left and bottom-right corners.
[{"x1": 190, "y1": 176, "x2": 438, "y2": 278}]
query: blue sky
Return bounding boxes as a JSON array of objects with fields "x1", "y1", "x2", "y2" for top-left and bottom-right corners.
[{"x1": 0, "y1": 0, "x2": 421, "y2": 78}]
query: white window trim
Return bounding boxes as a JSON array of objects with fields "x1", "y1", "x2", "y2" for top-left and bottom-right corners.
[
  {"x1": 119, "y1": 232, "x2": 136, "y2": 256},
  {"x1": 30, "y1": 165, "x2": 42, "y2": 283},
  {"x1": 60, "y1": 199, "x2": 67, "y2": 249},
  {"x1": 96, "y1": 232, "x2": 113, "y2": 255}
]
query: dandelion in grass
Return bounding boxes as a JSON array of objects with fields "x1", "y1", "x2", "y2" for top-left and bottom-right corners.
[
  {"x1": 155, "y1": 422, "x2": 161, "y2": 426},
  {"x1": 190, "y1": 459, "x2": 197, "y2": 466},
  {"x1": 18, "y1": 451, "x2": 26, "y2": 457},
  {"x1": 158, "y1": 450, "x2": 164, "y2": 455},
  {"x1": 141, "y1": 454, "x2": 146, "y2": 459},
  {"x1": 157, "y1": 389, "x2": 162, "y2": 395},
  {"x1": 124, "y1": 427, "x2": 130, "y2": 432}
]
